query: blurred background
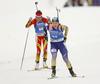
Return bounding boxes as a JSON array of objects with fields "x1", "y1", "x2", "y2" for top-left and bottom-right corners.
[
  {"x1": 48, "y1": 0, "x2": 100, "y2": 7},
  {"x1": 63, "y1": 0, "x2": 100, "y2": 7}
]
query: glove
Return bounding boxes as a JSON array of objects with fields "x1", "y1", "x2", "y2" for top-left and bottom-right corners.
[
  {"x1": 47, "y1": 16, "x2": 50, "y2": 21},
  {"x1": 44, "y1": 36, "x2": 48, "y2": 41},
  {"x1": 64, "y1": 37, "x2": 67, "y2": 43},
  {"x1": 25, "y1": 17, "x2": 32, "y2": 28}
]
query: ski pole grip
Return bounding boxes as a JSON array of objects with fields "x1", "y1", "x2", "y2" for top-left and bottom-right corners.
[
  {"x1": 29, "y1": 17, "x2": 32, "y2": 21},
  {"x1": 35, "y1": 2, "x2": 38, "y2": 4}
]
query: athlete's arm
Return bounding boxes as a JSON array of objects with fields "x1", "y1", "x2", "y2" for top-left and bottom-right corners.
[
  {"x1": 61, "y1": 25, "x2": 68, "y2": 37},
  {"x1": 25, "y1": 18, "x2": 36, "y2": 28},
  {"x1": 44, "y1": 25, "x2": 49, "y2": 36},
  {"x1": 44, "y1": 25, "x2": 49, "y2": 41},
  {"x1": 61, "y1": 25, "x2": 68, "y2": 42},
  {"x1": 42, "y1": 17, "x2": 52, "y2": 25}
]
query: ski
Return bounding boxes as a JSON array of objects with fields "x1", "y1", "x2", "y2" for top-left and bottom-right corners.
[
  {"x1": 40, "y1": 67, "x2": 52, "y2": 69},
  {"x1": 47, "y1": 76, "x2": 84, "y2": 79},
  {"x1": 73, "y1": 76, "x2": 84, "y2": 78},
  {"x1": 28, "y1": 67, "x2": 51, "y2": 72},
  {"x1": 48, "y1": 76, "x2": 58, "y2": 80},
  {"x1": 28, "y1": 68, "x2": 60, "y2": 72},
  {"x1": 28, "y1": 69, "x2": 41, "y2": 72},
  {"x1": 68, "y1": 76, "x2": 85, "y2": 78}
]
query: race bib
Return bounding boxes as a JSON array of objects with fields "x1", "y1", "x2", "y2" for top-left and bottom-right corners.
[{"x1": 39, "y1": 27, "x2": 43, "y2": 31}]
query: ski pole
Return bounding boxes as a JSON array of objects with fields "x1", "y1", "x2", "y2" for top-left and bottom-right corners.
[
  {"x1": 56, "y1": 7, "x2": 60, "y2": 20},
  {"x1": 35, "y1": 2, "x2": 38, "y2": 11},
  {"x1": 20, "y1": 28, "x2": 30, "y2": 70}
]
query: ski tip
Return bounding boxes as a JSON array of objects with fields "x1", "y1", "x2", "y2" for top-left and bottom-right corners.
[{"x1": 76, "y1": 76, "x2": 85, "y2": 78}]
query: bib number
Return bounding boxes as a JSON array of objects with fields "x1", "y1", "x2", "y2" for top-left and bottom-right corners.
[
  {"x1": 52, "y1": 36, "x2": 57, "y2": 38},
  {"x1": 39, "y1": 27, "x2": 43, "y2": 31}
]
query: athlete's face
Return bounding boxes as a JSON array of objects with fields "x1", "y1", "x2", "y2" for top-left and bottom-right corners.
[
  {"x1": 36, "y1": 16, "x2": 42, "y2": 22},
  {"x1": 52, "y1": 22, "x2": 59, "y2": 29}
]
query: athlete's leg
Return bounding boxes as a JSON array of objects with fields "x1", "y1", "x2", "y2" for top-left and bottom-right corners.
[
  {"x1": 58, "y1": 42, "x2": 71, "y2": 68},
  {"x1": 36, "y1": 36, "x2": 42, "y2": 62},
  {"x1": 51, "y1": 42, "x2": 58, "y2": 77},
  {"x1": 58, "y1": 42, "x2": 76, "y2": 77},
  {"x1": 51, "y1": 42, "x2": 58, "y2": 66},
  {"x1": 42, "y1": 36, "x2": 48, "y2": 68},
  {"x1": 43, "y1": 36, "x2": 48, "y2": 62}
]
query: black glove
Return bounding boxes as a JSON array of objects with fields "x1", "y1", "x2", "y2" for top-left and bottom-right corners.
[
  {"x1": 44, "y1": 36, "x2": 48, "y2": 41},
  {"x1": 64, "y1": 37, "x2": 67, "y2": 43},
  {"x1": 25, "y1": 17, "x2": 32, "y2": 27}
]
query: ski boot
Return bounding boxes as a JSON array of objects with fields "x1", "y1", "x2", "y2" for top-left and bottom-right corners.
[
  {"x1": 43, "y1": 58, "x2": 48, "y2": 69},
  {"x1": 68, "y1": 67, "x2": 76, "y2": 77},
  {"x1": 51, "y1": 66, "x2": 56, "y2": 77},
  {"x1": 34, "y1": 61, "x2": 39, "y2": 70}
]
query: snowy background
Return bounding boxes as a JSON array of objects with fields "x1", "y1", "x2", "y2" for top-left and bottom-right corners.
[{"x1": 0, "y1": 0, "x2": 100, "y2": 84}]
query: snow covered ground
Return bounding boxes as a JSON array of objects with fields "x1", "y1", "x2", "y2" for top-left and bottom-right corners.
[{"x1": 0, "y1": 0, "x2": 100, "y2": 84}]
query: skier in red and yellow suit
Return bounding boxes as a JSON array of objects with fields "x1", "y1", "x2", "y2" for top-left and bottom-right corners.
[{"x1": 25, "y1": 10, "x2": 51, "y2": 70}]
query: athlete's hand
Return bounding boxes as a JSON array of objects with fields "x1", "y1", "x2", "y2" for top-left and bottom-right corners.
[
  {"x1": 64, "y1": 37, "x2": 67, "y2": 43},
  {"x1": 44, "y1": 36, "x2": 48, "y2": 41},
  {"x1": 25, "y1": 17, "x2": 32, "y2": 28},
  {"x1": 26, "y1": 17, "x2": 32, "y2": 25}
]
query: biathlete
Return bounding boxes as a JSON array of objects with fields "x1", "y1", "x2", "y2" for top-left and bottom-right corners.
[
  {"x1": 44, "y1": 17, "x2": 76, "y2": 77},
  {"x1": 25, "y1": 10, "x2": 51, "y2": 70}
]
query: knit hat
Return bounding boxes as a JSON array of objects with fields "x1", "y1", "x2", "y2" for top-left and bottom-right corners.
[
  {"x1": 36, "y1": 10, "x2": 42, "y2": 17},
  {"x1": 52, "y1": 17, "x2": 59, "y2": 22}
]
